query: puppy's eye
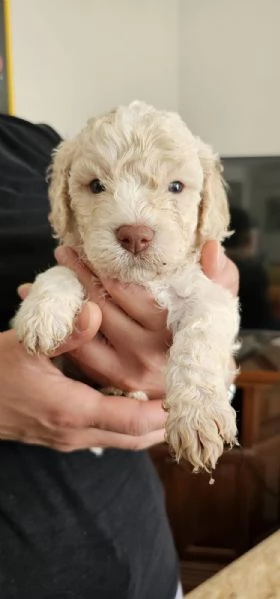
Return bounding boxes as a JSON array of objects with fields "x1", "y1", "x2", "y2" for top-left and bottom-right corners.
[
  {"x1": 89, "y1": 179, "x2": 106, "y2": 194},
  {"x1": 168, "y1": 181, "x2": 184, "y2": 194}
]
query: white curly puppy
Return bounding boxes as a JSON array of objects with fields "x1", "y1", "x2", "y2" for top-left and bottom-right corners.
[{"x1": 14, "y1": 101, "x2": 240, "y2": 473}]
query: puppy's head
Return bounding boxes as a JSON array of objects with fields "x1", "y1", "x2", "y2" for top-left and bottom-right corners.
[{"x1": 49, "y1": 101, "x2": 229, "y2": 283}]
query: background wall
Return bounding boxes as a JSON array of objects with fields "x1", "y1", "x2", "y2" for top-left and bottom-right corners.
[
  {"x1": 10, "y1": 0, "x2": 178, "y2": 137},
  {"x1": 10, "y1": 0, "x2": 280, "y2": 156},
  {"x1": 178, "y1": 0, "x2": 280, "y2": 156}
]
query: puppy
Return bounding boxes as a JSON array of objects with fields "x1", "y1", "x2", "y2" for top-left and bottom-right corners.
[{"x1": 14, "y1": 101, "x2": 240, "y2": 473}]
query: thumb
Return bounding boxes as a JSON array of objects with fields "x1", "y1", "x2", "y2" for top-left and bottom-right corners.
[
  {"x1": 52, "y1": 302, "x2": 102, "y2": 356},
  {"x1": 17, "y1": 283, "x2": 32, "y2": 300},
  {"x1": 201, "y1": 240, "x2": 239, "y2": 295},
  {"x1": 200, "y1": 240, "x2": 225, "y2": 280}
]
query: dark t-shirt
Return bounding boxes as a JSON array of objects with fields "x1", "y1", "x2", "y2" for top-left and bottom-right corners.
[{"x1": 0, "y1": 114, "x2": 178, "y2": 599}]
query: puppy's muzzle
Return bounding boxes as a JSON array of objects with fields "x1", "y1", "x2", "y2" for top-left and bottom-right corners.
[{"x1": 116, "y1": 225, "x2": 154, "y2": 255}]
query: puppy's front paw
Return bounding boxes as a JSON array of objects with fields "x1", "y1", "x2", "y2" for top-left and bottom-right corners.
[
  {"x1": 13, "y1": 266, "x2": 84, "y2": 354},
  {"x1": 14, "y1": 299, "x2": 79, "y2": 354},
  {"x1": 165, "y1": 389, "x2": 238, "y2": 472}
]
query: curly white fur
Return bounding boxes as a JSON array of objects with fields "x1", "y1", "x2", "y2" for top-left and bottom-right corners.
[{"x1": 14, "y1": 101, "x2": 240, "y2": 472}]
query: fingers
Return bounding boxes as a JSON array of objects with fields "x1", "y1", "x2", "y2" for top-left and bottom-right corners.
[
  {"x1": 68, "y1": 336, "x2": 121, "y2": 387},
  {"x1": 84, "y1": 289, "x2": 169, "y2": 355},
  {"x1": 101, "y1": 278, "x2": 167, "y2": 331},
  {"x1": 55, "y1": 246, "x2": 167, "y2": 331},
  {"x1": 54, "y1": 246, "x2": 140, "y2": 343},
  {"x1": 201, "y1": 240, "x2": 239, "y2": 296},
  {"x1": 68, "y1": 325, "x2": 167, "y2": 398},
  {"x1": 0, "y1": 420, "x2": 165, "y2": 452},
  {"x1": 46, "y1": 380, "x2": 167, "y2": 436},
  {"x1": 98, "y1": 300, "x2": 150, "y2": 350},
  {"x1": 0, "y1": 331, "x2": 165, "y2": 452},
  {"x1": 42, "y1": 427, "x2": 165, "y2": 452},
  {"x1": 55, "y1": 246, "x2": 158, "y2": 344}
]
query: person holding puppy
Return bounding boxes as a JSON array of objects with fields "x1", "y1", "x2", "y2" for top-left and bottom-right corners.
[{"x1": 0, "y1": 114, "x2": 238, "y2": 599}]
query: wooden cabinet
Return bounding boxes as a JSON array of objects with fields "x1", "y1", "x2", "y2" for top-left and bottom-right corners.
[{"x1": 149, "y1": 352, "x2": 280, "y2": 593}]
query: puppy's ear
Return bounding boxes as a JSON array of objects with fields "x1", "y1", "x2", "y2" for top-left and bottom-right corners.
[
  {"x1": 196, "y1": 139, "x2": 230, "y2": 245},
  {"x1": 48, "y1": 140, "x2": 75, "y2": 241}
]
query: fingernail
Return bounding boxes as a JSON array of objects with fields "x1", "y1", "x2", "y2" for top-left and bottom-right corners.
[
  {"x1": 54, "y1": 246, "x2": 71, "y2": 264},
  {"x1": 76, "y1": 303, "x2": 101, "y2": 333}
]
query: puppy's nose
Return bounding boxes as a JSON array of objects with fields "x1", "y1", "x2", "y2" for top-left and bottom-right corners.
[{"x1": 116, "y1": 225, "x2": 154, "y2": 254}]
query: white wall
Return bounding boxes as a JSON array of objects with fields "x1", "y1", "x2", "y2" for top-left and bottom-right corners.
[
  {"x1": 178, "y1": 0, "x2": 280, "y2": 156},
  {"x1": 10, "y1": 0, "x2": 178, "y2": 137},
  {"x1": 10, "y1": 0, "x2": 280, "y2": 156}
]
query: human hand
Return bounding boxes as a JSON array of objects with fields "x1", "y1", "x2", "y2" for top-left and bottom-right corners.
[{"x1": 0, "y1": 322, "x2": 165, "y2": 451}]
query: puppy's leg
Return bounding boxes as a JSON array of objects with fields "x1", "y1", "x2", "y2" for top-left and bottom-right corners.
[
  {"x1": 164, "y1": 276, "x2": 239, "y2": 473},
  {"x1": 14, "y1": 266, "x2": 84, "y2": 354}
]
